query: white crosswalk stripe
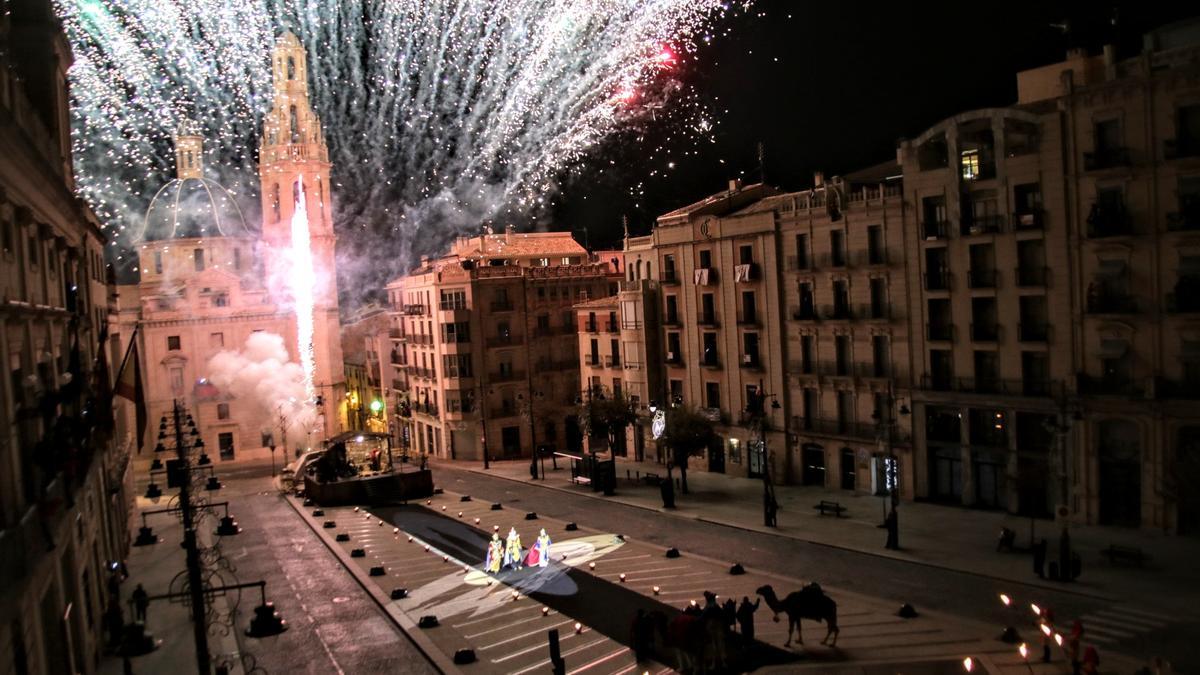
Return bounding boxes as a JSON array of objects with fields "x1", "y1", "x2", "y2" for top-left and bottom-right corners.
[{"x1": 1075, "y1": 604, "x2": 1171, "y2": 646}]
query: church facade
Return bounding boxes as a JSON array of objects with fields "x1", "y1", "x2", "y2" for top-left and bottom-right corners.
[{"x1": 118, "y1": 31, "x2": 344, "y2": 462}]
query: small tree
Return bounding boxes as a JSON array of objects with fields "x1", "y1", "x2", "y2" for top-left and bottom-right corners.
[
  {"x1": 663, "y1": 405, "x2": 716, "y2": 494},
  {"x1": 578, "y1": 388, "x2": 638, "y2": 452}
]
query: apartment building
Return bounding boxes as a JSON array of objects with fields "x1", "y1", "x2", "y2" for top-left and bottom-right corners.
[
  {"x1": 1, "y1": 2, "x2": 133, "y2": 671},
  {"x1": 340, "y1": 303, "x2": 390, "y2": 433},
  {"x1": 386, "y1": 228, "x2": 612, "y2": 461},
  {"x1": 777, "y1": 168, "x2": 915, "y2": 495},
  {"x1": 651, "y1": 181, "x2": 790, "y2": 479}
]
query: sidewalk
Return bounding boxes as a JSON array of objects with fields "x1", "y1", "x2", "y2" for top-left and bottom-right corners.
[
  {"x1": 98, "y1": 493, "x2": 245, "y2": 675},
  {"x1": 441, "y1": 457, "x2": 1200, "y2": 613}
]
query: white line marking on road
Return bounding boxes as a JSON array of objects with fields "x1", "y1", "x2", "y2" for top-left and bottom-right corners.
[
  {"x1": 478, "y1": 619, "x2": 575, "y2": 650},
  {"x1": 566, "y1": 646, "x2": 629, "y2": 674},
  {"x1": 1092, "y1": 608, "x2": 1166, "y2": 628},
  {"x1": 452, "y1": 605, "x2": 530, "y2": 628},
  {"x1": 1112, "y1": 605, "x2": 1175, "y2": 622},
  {"x1": 507, "y1": 637, "x2": 609, "y2": 674},
  {"x1": 465, "y1": 611, "x2": 559, "y2": 638}
]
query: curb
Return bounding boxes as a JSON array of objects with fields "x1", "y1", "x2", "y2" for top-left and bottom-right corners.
[
  {"x1": 450, "y1": 465, "x2": 1116, "y2": 603},
  {"x1": 282, "y1": 493, "x2": 460, "y2": 675}
]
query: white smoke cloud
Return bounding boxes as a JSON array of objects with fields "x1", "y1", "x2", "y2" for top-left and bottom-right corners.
[{"x1": 206, "y1": 331, "x2": 318, "y2": 448}]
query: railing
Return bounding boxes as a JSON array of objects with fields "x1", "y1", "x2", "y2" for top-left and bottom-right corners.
[
  {"x1": 736, "y1": 312, "x2": 759, "y2": 326},
  {"x1": 390, "y1": 353, "x2": 407, "y2": 366},
  {"x1": 390, "y1": 379, "x2": 407, "y2": 391},
  {"x1": 818, "y1": 252, "x2": 848, "y2": 269},
  {"x1": 403, "y1": 304, "x2": 427, "y2": 316},
  {"x1": 604, "y1": 320, "x2": 619, "y2": 333},
  {"x1": 491, "y1": 405, "x2": 519, "y2": 418},
  {"x1": 665, "y1": 352, "x2": 683, "y2": 366},
  {"x1": 440, "y1": 300, "x2": 469, "y2": 311},
  {"x1": 490, "y1": 369, "x2": 526, "y2": 383},
  {"x1": 734, "y1": 263, "x2": 759, "y2": 282},
  {"x1": 926, "y1": 323, "x2": 955, "y2": 341},
  {"x1": 970, "y1": 323, "x2": 1000, "y2": 342},
  {"x1": 1157, "y1": 378, "x2": 1200, "y2": 399},
  {"x1": 623, "y1": 360, "x2": 644, "y2": 370},
  {"x1": 414, "y1": 403, "x2": 439, "y2": 417},
  {"x1": 859, "y1": 303, "x2": 891, "y2": 321},
  {"x1": 490, "y1": 299, "x2": 514, "y2": 312},
  {"x1": 661, "y1": 270, "x2": 680, "y2": 285},
  {"x1": 739, "y1": 354, "x2": 762, "y2": 369},
  {"x1": 967, "y1": 269, "x2": 998, "y2": 289},
  {"x1": 604, "y1": 354, "x2": 621, "y2": 368},
  {"x1": 1017, "y1": 323, "x2": 1050, "y2": 342},
  {"x1": 1084, "y1": 147, "x2": 1132, "y2": 171},
  {"x1": 858, "y1": 249, "x2": 890, "y2": 266},
  {"x1": 388, "y1": 328, "x2": 405, "y2": 339},
  {"x1": 791, "y1": 305, "x2": 818, "y2": 321},
  {"x1": 697, "y1": 313, "x2": 719, "y2": 327},
  {"x1": 1013, "y1": 209, "x2": 1045, "y2": 230},
  {"x1": 922, "y1": 375, "x2": 1061, "y2": 398},
  {"x1": 1087, "y1": 295, "x2": 1138, "y2": 314},
  {"x1": 961, "y1": 215, "x2": 1005, "y2": 236},
  {"x1": 663, "y1": 314, "x2": 681, "y2": 326},
  {"x1": 700, "y1": 355, "x2": 721, "y2": 368},
  {"x1": 793, "y1": 418, "x2": 903, "y2": 442},
  {"x1": 583, "y1": 321, "x2": 599, "y2": 333},
  {"x1": 585, "y1": 354, "x2": 601, "y2": 367},
  {"x1": 486, "y1": 334, "x2": 523, "y2": 348},
  {"x1": 925, "y1": 270, "x2": 951, "y2": 291},
  {"x1": 1166, "y1": 202, "x2": 1200, "y2": 232},
  {"x1": 821, "y1": 304, "x2": 853, "y2": 321},
  {"x1": 922, "y1": 220, "x2": 950, "y2": 240},
  {"x1": 409, "y1": 334, "x2": 434, "y2": 345},
  {"x1": 406, "y1": 367, "x2": 436, "y2": 380},
  {"x1": 1015, "y1": 266, "x2": 1048, "y2": 287}
]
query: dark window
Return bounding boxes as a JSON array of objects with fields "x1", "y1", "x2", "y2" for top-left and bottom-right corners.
[
  {"x1": 829, "y1": 230, "x2": 846, "y2": 267},
  {"x1": 665, "y1": 295, "x2": 678, "y2": 323},
  {"x1": 867, "y1": 225, "x2": 884, "y2": 264},
  {"x1": 739, "y1": 245, "x2": 753, "y2": 265},
  {"x1": 217, "y1": 403, "x2": 230, "y2": 420},
  {"x1": 167, "y1": 335, "x2": 181, "y2": 351},
  {"x1": 794, "y1": 234, "x2": 809, "y2": 269},
  {"x1": 801, "y1": 335, "x2": 814, "y2": 373},
  {"x1": 702, "y1": 332, "x2": 719, "y2": 366},
  {"x1": 670, "y1": 379, "x2": 684, "y2": 403},
  {"x1": 193, "y1": 248, "x2": 204, "y2": 271},
  {"x1": 835, "y1": 335, "x2": 850, "y2": 375},
  {"x1": 705, "y1": 382, "x2": 721, "y2": 409},
  {"x1": 699, "y1": 249, "x2": 712, "y2": 269}
]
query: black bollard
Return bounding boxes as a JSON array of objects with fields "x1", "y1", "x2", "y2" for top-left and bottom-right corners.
[{"x1": 548, "y1": 629, "x2": 565, "y2": 675}]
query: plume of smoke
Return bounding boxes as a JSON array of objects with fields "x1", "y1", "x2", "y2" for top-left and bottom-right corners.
[{"x1": 205, "y1": 331, "x2": 317, "y2": 448}]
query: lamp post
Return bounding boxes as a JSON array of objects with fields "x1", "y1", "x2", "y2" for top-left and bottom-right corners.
[
  {"x1": 1042, "y1": 394, "x2": 1081, "y2": 581},
  {"x1": 747, "y1": 386, "x2": 782, "y2": 528},
  {"x1": 872, "y1": 388, "x2": 910, "y2": 550},
  {"x1": 520, "y1": 390, "x2": 544, "y2": 479},
  {"x1": 268, "y1": 443, "x2": 276, "y2": 477}
]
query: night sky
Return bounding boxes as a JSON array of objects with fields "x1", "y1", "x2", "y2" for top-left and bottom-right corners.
[{"x1": 554, "y1": 0, "x2": 1195, "y2": 249}]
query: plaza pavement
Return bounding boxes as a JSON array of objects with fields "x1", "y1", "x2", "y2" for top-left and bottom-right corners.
[{"x1": 287, "y1": 483, "x2": 1150, "y2": 674}]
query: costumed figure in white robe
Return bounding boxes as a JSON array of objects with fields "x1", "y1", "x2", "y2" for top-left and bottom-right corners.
[
  {"x1": 504, "y1": 527, "x2": 523, "y2": 571},
  {"x1": 523, "y1": 529, "x2": 551, "y2": 568},
  {"x1": 485, "y1": 533, "x2": 503, "y2": 574}
]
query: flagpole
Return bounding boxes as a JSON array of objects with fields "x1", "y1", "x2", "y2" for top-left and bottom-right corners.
[{"x1": 111, "y1": 325, "x2": 139, "y2": 395}]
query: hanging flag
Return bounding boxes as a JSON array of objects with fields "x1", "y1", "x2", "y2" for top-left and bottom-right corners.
[
  {"x1": 115, "y1": 335, "x2": 147, "y2": 452},
  {"x1": 94, "y1": 327, "x2": 114, "y2": 434}
]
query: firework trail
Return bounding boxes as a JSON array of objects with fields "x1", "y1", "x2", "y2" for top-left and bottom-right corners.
[
  {"x1": 289, "y1": 174, "x2": 317, "y2": 403},
  {"x1": 57, "y1": 0, "x2": 734, "y2": 299}
]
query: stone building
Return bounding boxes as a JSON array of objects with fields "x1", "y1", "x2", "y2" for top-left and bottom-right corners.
[
  {"x1": 0, "y1": 1, "x2": 132, "y2": 671},
  {"x1": 340, "y1": 303, "x2": 390, "y2": 433},
  {"x1": 385, "y1": 229, "x2": 612, "y2": 461},
  {"x1": 118, "y1": 31, "x2": 345, "y2": 462}
]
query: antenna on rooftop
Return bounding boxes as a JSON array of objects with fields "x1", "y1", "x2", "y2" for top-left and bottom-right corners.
[
  {"x1": 622, "y1": 214, "x2": 630, "y2": 241},
  {"x1": 757, "y1": 141, "x2": 766, "y2": 185}
]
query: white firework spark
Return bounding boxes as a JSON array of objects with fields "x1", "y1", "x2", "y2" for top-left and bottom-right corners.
[
  {"x1": 289, "y1": 174, "x2": 316, "y2": 403},
  {"x1": 55, "y1": 0, "x2": 736, "y2": 297}
]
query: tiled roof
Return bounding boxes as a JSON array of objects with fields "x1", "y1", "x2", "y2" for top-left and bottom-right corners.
[{"x1": 451, "y1": 231, "x2": 585, "y2": 259}]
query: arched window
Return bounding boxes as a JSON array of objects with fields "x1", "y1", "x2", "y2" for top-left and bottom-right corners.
[
  {"x1": 289, "y1": 105, "x2": 299, "y2": 143},
  {"x1": 646, "y1": 260, "x2": 652, "y2": 279},
  {"x1": 272, "y1": 184, "x2": 280, "y2": 223},
  {"x1": 287, "y1": 56, "x2": 295, "y2": 80}
]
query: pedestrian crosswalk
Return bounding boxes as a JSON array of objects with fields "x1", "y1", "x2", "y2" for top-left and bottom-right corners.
[{"x1": 1075, "y1": 605, "x2": 1172, "y2": 646}]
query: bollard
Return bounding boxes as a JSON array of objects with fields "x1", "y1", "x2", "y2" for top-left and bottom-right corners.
[{"x1": 548, "y1": 628, "x2": 565, "y2": 675}]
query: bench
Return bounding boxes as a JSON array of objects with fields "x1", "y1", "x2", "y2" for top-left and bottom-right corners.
[
  {"x1": 814, "y1": 500, "x2": 846, "y2": 517},
  {"x1": 641, "y1": 473, "x2": 662, "y2": 486},
  {"x1": 1101, "y1": 544, "x2": 1147, "y2": 566}
]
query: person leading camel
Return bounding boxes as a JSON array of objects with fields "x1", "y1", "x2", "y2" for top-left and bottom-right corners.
[{"x1": 755, "y1": 584, "x2": 839, "y2": 647}]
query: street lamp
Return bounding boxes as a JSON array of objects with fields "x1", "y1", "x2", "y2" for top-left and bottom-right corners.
[
  {"x1": 1042, "y1": 396, "x2": 1083, "y2": 581},
  {"x1": 872, "y1": 389, "x2": 910, "y2": 550},
  {"x1": 746, "y1": 385, "x2": 782, "y2": 528},
  {"x1": 520, "y1": 390, "x2": 544, "y2": 479}
]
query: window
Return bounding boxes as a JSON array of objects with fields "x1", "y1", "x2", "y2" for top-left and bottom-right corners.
[
  {"x1": 440, "y1": 289, "x2": 467, "y2": 310},
  {"x1": 705, "y1": 382, "x2": 721, "y2": 409},
  {"x1": 217, "y1": 403, "x2": 230, "y2": 420},
  {"x1": 28, "y1": 235, "x2": 38, "y2": 266},
  {"x1": 835, "y1": 335, "x2": 850, "y2": 375},
  {"x1": 664, "y1": 254, "x2": 677, "y2": 280},
  {"x1": 669, "y1": 379, "x2": 684, "y2": 403},
  {"x1": 210, "y1": 332, "x2": 224, "y2": 348},
  {"x1": 867, "y1": 225, "x2": 884, "y2": 264},
  {"x1": 702, "y1": 332, "x2": 719, "y2": 366},
  {"x1": 743, "y1": 332, "x2": 759, "y2": 364},
  {"x1": 741, "y1": 291, "x2": 756, "y2": 324},
  {"x1": 154, "y1": 250, "x2": 163, "y2": 274},
  {"x1": 699, "y1": 249, "x2": 712, "y2": 269},
  {"x1": 589, "y1": 338, "x2": 599, "y2": 365},
  {"x1": 665, "y1": 295, "x2": 678, "y2": 323},
  {"x1": 443, "y1": 354, "x2": 472, "y2": 377},
  {"x1": 701, "y1": 293, "x2": 715, "y2": 323},
  {"x1": 443, "y1": 322, "x2": 470, "y2": 342},
  {"x1": 794, "y1": 234, "x2": 809, "y2": 269},
  {"x1": 801, "y1": 335, "x2": 814, "y2": 373},
  {"x1": 193, "y1": 248, "x2": 204, "y2": 271},
  {"x1": 829, "y1": 230, "x2": 846, "y2": 266},
  {"x1": 286, "y1": 56, "x2": 295, "y2": 80},
  {"x1": 289, "y1": 105, "x2": 300, "y2": 143},
  {"x1": 739, "y1": 245, "x2": 753, "y2": 265},
  {"x1": 272, "y1": 184, "x2": 281, "y2": 222},
  {"x1": 961, "y1": 149, "x2": 981, "y2": 180},
  {"x1": 167, "y1": 335, "x2": 181, "y2": 351},
  {"x1": 872, "y1": 336, "x2": 889, "y2": 377},
  {"x1": 1, "y1": 217, "x2": 11, "y2": 253},
  {"x1": 213, "y1": 293, "x2": 228, "y2": 307},
  {"x1": 667, "y1": 332, "x2": 681, "y2": 362}
]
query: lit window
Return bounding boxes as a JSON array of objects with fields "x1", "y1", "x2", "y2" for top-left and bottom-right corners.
[{"x1": 961, "y1": 150, "x2": 980, "y2": 180}]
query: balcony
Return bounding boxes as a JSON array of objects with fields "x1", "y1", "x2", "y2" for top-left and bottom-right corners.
[
  {"x1": 1084, "y1": 147, "x2": 1131, "y2": 171},
  {"x1": 1087, "y1": 294, "x2": 1137, "y2": 315},
  {"x1": 737, "y1": 311, "x2": 760, "y2": 326},
  {"x1": 961, "y1": 215, "x2": 1005, "y2": 236},
  {"x1": 734, "y1": 263, "x2": 759, "y2": 283},
  {"x1": 665, "y1": 351, "x2": 683, "y2": 366},
  {"x1": 1015, "y1": 266, "x2": 1048, "y2": 287},
  {"x1": 490, "y1": 369, "x2": 526, "y2": 383},
  {"x1": 924, "y1": 270, "x2": 951, "y2": 291},
  {"x1": 791, "y1": 305, "x2": 818, "y2": 321},
  {"x1": 391, "y1": 378, "x2": 407, "y2": 391},
  {"x1": 926, "y1": 323, "x2": 955, "y2": 342},
  {"x1": 390, "y1": 352, "x2": 407, "y2": 366},
  {"x1": 921, "y1": 374, "x2": 956, "y2": 392},
  {"x1": 490, "y1": 299, "x2": 515, "y2": 312},
  {"x1": 822, "y1": 303, "x2": 854, "y2": 321},
  {"x1": 663, "y1": 314, "x2": 681, "y2": 327},
  {"x1": 970, "y1": 323, "x2": 1000, "y2": 342},
  {"x1": 922, "y1": 220, "x2": 950, "y2": 240},
  {"x1": 583, "y1": 320, "x2": 599, "y2": 333},
  {"x1": 1164, "y1": 137, "x2": 1200, "y2": 160},
  {"x1": 695, "y1": 267, "x2": 718, "y2": 285},
  {"x1": 1077, "y1": 374, "x2": 1141, "y2": 397},
  {"x1": 388, "y1": 328, "x2": 405, "y2": 339},
  {"x1": 921, "y1": 376, "x2": 1059, "y2": 398},
  {"x1": 796, "y1": 418, "x2": 895, "y2": 442},
  {"x1": 604, "y1": 320, "x2": 619, "y2": 333},
  {"x1": 786, "y1": 255, "x2": 810, "y2": 271},
  {"x1": 623, "y1": 360, "x2": 644, "y2": 370},
  {"x1": 1086, "y1": 204, "x2": 1134, "y2": 238},
  {"x1": 860, "y1": 303, "x2": 891, "y2": 321},
  {"x1": 403, "y1": 304, "x2": 427, "y2": 316},
  {"x1": 409, "y1": 334, "x2": 433, "y2": 346},
  {"x1": 662, "y1": 270, "x2": 680, "y2": 285},
  {"x1": 857, "y1": 362, "x2": 891, "y2": 379},
  {"x1": 604, "y1": 354, "x2": 621, "y2": 368},
  {"x1": 1013, "y1": 209, "x2": 1045, "y2": 230},
  {"x1": 1017, "y1": 323, "x2": 1050, "y2": 342},
  {"x1": 819, "y1": 252, "x2": 849, "y2": 269},
  {"x1": 967, "y1": 269, "x2": 998, "y2": 289},
  {"x1": 486, "y1": 334, "x2": 523, "y2": 348},
  {"x1": 584, "y1": 354, "x2": 601, "y2": 367},
  {"x1": 697, "y1": 313, "x2": 720, "y2": 327},
  {"x1": 739, "y1": 353, "x2": 762, "y2": 370},
  {"x1": 414, "y1": 403, "x2": 439, "y2": 417},
  {"x1": 860, "y1": 249, "x2": 890, "y2": 267}
]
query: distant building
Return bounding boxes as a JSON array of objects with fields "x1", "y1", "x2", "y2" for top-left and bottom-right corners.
[
  {"x1": 117, "y1": 31, "x2": 345, "y2": 462},
  {"x1": 385, "y1": 227, "x2": 614, "y2": 461},
  {"x1": 1, "y1": 1, "x2": 132, "y2": 670},
  {"x1": 340, "y1": 303, "x2": 391, "y2": 433}
]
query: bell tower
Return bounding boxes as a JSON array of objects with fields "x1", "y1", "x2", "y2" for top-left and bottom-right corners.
[
  {"x1": 258, "y1": 30, "x2": 344, "y2": 434},
  {"x1": 174, "y1": 119, "x2": 204, "y2": 180}
]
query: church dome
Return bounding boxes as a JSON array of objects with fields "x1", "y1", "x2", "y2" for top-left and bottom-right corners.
[
  {"x1": 138, "y1": 177, "x2": 251, "y2": 242},
  {"x1": 135, "y1": 119, "x2": 252, "y2": 242}
]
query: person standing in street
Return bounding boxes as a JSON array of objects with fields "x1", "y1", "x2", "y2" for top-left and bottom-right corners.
[
  {"x1": 131, "y1": 584, "x2": 149, "y2": 623},
  {"x1": 736, "y1": 596, "x2": 760, "y2": 643}
]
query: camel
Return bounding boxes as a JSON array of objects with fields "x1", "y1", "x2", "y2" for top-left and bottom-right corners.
[{"x1": 756, "y1": 584, "x2": 839, "y2": 648}]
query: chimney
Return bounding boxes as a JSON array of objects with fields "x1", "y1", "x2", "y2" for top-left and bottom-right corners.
[
  {"x1": 813, "y1": 171, "x2": 825, "y2": 187},
  {"x1": 1102, "y1": 44, "x2": 1116, "y2": 80},
  {"x1": 728, "y1": 179, "x2": 742, "y2": 192},
  {"x1": 505, "y1": 224, "x2": 515, "y2": 244}
]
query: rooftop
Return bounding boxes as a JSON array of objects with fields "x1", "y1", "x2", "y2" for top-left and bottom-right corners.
[
  {"x1": 656, "y1": 180, "x2": 780, "y2": 226},
  {"x1": 449, "y1": 229, "x2": 585, "y2": 260},
  {"x1": 573, "y1": 296, "x2": 620, "y2": 310}
]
